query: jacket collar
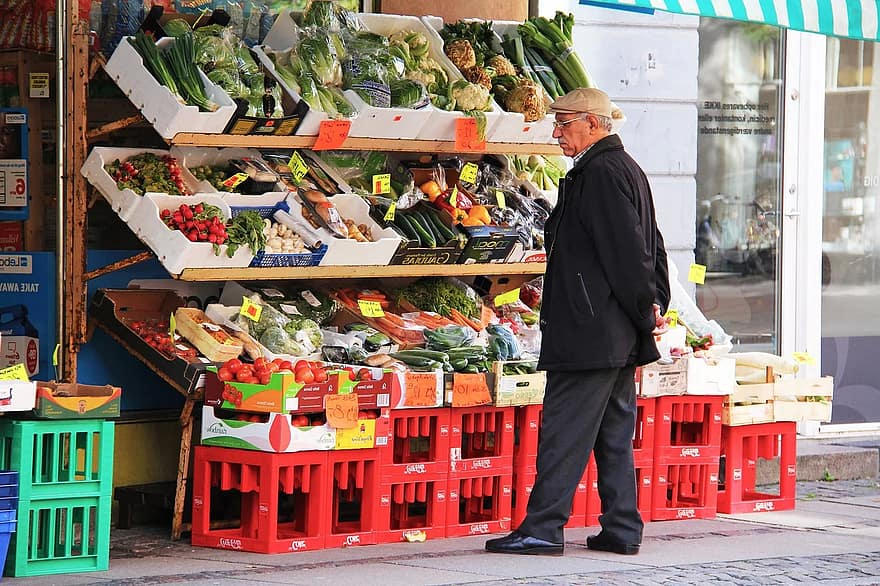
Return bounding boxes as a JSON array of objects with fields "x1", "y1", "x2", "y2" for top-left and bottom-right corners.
[{"x1": 569, "y1": 134, "x2": 624, "y2": 175}]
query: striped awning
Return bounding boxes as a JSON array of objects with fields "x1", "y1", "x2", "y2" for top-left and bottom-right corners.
[{"x1": 581, "y1": 0, "x2": 880, "y2": 41}]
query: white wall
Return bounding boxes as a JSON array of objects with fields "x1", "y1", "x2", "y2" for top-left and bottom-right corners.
[{"x1": 556, "y1": 2, "x2": 700, "y2": 293}]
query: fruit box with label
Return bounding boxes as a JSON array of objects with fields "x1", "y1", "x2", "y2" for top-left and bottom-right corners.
[
  {"x1": 334, "y1": 409, "x2": 392, "y2": 450},
  {"x1": 89, "y1": 288, "x2": 213, "y2": 395},
  {"x1": 638, "y1": 356, "x2": 688, "y2": 397},
  {"x1": 333, "y1": 366, "x2": 401, "y2": 410},
  {"x1": 200, "y1": 405, "x2": 336, "y2": 453},
  {"x1": 0, "y1": 377, "x2": 36, "y2": 412},
  {"x1": 491, "y1": 361, "x2": 546, "y2": 406},
  {"x1": 204, "y1": 367, "x2": 335, "y2": 414},
  {"x1": 33, "y1": 381, "x2": 121, "y2": 419}
]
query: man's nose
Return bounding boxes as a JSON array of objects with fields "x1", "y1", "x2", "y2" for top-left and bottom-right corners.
[{"x1": 552, "y1": 126, "x2": 562, "y2": 139}]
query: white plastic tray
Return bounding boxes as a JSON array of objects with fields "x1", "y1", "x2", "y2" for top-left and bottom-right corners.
[
  {"x1": 105, "y1": 37, "x2": 237, "y2": 139},
  {"x1": 170, "y1": 146, "x2": 284, "y2": 196},
  {"x1": 81, "y1": 146, "x2": 196, "y2": 222},
  {"x1": 129, "y1": 193, "x2": 254, "y2": 275}
]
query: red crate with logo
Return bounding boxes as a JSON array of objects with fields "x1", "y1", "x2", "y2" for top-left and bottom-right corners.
[
  {"x1": 191, "y1": 446, "x2": 328, "y2": 554},
  {"x1": 718, "y1": 422, "x2": 797, "y2": 514},
  {"x1": 324, "y1": 448, "x2": 383, "y2": 548},
  {"x1": 513, "y1": 404, "x2": 542, "y2": 472},
  {"x1": 449, "y1": 406, "x2": 515, "y2": 477},
  {"x1": 512, "y1": 460, "x2": 589, "y2": 529},
  {"x1": 446, "y1": 471, "x2": 513, "y2": 538},
  {"x1": 651, "y1": 461, "x2": 719, "y2": 521},
  {"x1": 586, "y1": 459, "x2": 653, "y2": 526},
  {"x1": 380, "y1": 408, "x2": 451, "y2": 483},
  {"x1": 376, "y1": 478, "x2": 448, "y2": 543},
  {"x1": 654, "y1": 395, "x2": 723, "y2": 461},
  {"x1": 634, "y1": 397, "x2": 656, "y2": 465}
]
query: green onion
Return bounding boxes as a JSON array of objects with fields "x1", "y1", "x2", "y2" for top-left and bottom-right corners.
[{"x1": 130, "y1": 32, "x2": 185, "y2": 105}]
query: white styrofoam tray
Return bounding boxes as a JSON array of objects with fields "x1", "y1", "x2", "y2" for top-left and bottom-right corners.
[
  {"x1": 128, "y1": 193, "x2": 254, "y2": 275},
  {"x1": 104, "y1": 37, "x2": 236, "y2": 139},
  {"x1": 170, "y1": 147, "x2": 284, "y2": 196},
  {"x1": 81, "y1": 147, "x2": 197, "y2": 222},
  {"x1": 285, "y1": 193, "x2": 401, "y2": 266}
]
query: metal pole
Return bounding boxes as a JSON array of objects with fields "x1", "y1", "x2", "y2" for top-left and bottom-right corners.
[{"x1": 56, "y1": 0, "x2": 66, "y2": 377}]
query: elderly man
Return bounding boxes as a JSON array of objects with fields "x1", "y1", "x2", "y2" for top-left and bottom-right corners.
[{"x1": 486, "y1": 88, "x2": 670, "y2": 556}]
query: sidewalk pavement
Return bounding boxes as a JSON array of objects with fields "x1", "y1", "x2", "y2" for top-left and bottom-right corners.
[{"x1": 7, "y1": 478, "x2": 880, "y2": 586}]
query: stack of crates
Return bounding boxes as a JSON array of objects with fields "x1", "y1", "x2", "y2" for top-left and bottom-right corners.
[
  {"x1": 0, "y1": 419, "x2": 115, "y2": 577},
  {"x1": 651, "y1": 396, "x2": 723, "y2": 521}
]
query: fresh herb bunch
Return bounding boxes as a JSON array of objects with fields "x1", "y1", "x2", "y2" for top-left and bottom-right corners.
[
  {"x1": 106, "y1": 153, "x2": 189, "y2": 195},
  {"x1": 225, "y1": 211, "x2": 267, "y2": 258},
  {"x1": 396, "y1": 277, "x2": 479, "y2": 320}
]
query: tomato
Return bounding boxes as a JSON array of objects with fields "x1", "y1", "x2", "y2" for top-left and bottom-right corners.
[
  {"x1": 313, "y1": 369, "x2": 328, "y2": 383},
  {"x1": 291, "y1": 415, "x2": 310, "y2": 427},
  {"x1": 238, "y1": 375, "x2": 258, "y2": 384},
  {"x1": 296, "y1": 368, "x2": 315, "y2": 384},
  {"x1": 225, "y1": 359, "x2": 243, "y2": 373},
  {"x1": 265, "y1": 362, "x2": 279, "y2": 373},
  {"x1": 365, "y1": 411, "x2": 378, "y2": 420},
  {"x1": 294, "y1": 359, "x2": 310, "y2": 372},
  {"x1": 342, "y1": 367, "x2": 356, "y2": 381},
  {"x1": 310, "y1": 416, "x2": 325, "y2": 426},
  {"x1": 258, "y1": 372, "x2": 272, "y2": 385},
  {"x1": 217, "y1": 367, "x2": 233, "y2": 382},
  {"x1": 357, "y1": 368, "x2": 372, "y2": 381},
  {"x1": 236, "y1": 368, "x2": 254, "y2": 382},
  {"x1": 254, "y1": 357, "x2": 268, "y2": 370},
  {"x1": 357, "y1": 410, "x2": 367, "y2": 419},
  {"x1": 248, "y1": 415, "x2": 262, "y2": 423},
  {"x1": 279, "y1": 360, "x2": 293, "y2": 371}
]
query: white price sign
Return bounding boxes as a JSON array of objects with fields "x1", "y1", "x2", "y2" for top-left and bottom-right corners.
[{"x1": 0, "y1": 160, "x2": 27, "y2": 207}]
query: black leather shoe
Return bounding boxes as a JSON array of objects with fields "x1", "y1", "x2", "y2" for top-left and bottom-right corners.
[
  {"x1": 586, "y1": 533, "x2": 640, "y2": 555},
  {"x1": 485, "y1": 531, "x2": 564, "y2": 556}
]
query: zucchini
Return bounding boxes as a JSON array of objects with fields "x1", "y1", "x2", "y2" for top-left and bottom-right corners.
[
  {"x1": 450, "y1": 358, "x2": 469, "y2": 371},
  {"x1": 426, "y1": 209, "x2": 456, "y2": 242},
  {"x1": 393, "y1": 349, "x2": 450, "y2": 361},
  {"x1": 390, "y1": 352, "x2": 441, "y2": 369},
  {"x1": 414, "y1": 210, "x2": 443, "y2": 242},
  {"x1": 405, "y1": 212, "x2": 436, "y2": 248},
  {"x1": 394, "y1": 214, "x2": 420, "y2": 243}
]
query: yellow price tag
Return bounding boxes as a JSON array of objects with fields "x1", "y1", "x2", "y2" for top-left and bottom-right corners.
[
  {"x1": 372, "y1": 173, "x2": 391, "y2": 195},
  {"x1": 358, "y1": 299, "x2": 385, "y2": 318},
  {"x1": 450, "y1": 186, "x2": 458, "y2": 207},
  {"x1": 460, "y1": 163, "x2": 478, "y2": 184},
  {"x1": 688, "y1": 263, "x2": 707, "y2": 285},
  {"x1": 222, "y1": 172, "x2": 249, "y2": 190},
  {"x1": 52, "y1": 344, "x2": 60, "y2": 367},
  {"x1": 792, "y1": 352, "x2": 817, "y2": 366},
  {"x1": 664, "y1": 309, "x2": 679, "y2": 327},
  {"x1": 494, "y1": 288, "x2": 520, "y2": 307},
  {"x1": 496, "y1": 189, "x2": 506, "y2": 209},
  {"x1": 0, "y1": 363, "x2": 29, "y2": 381},
  {"x1": 169, "y1": 313, "x2": 177, "y2": 337},
  {"x1": 288, "y1": 151, "x2": 309, "y2": 184},
  {"x1": 240, "y1": 296, "x2": 263, "y2": 322},
  {"x1": 384, "y1": 202, "x2": 396, "y2": 222}
]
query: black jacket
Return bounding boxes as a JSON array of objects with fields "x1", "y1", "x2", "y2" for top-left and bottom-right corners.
[{"x1": 538, "y1": 135, "x2": 670, "y2": 371}]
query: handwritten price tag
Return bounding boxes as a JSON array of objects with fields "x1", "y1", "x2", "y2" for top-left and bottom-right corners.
[
  {"x1": 496, "y1": 189, "x2": 506, "y2": 209},
  {"x1": 222, "y1": 172, "x2": 249, "y2": 190},
  {"x1": 358, "y1": 299, "x2": 385, "y2": 318},
  {"x1": 460, "y1": 162, "x2": 478, "y2": 184},
  {"x1": 494, "y1": 288, "x2": 520, "y2": 307},
  {"x1": 792, "y1": 352, "x2": 817, "y2": 366},
  {"x1": 664, "y1": 309, "x2": 678, "y2": 328},
  {"x1": 0, "y1": 363, "x2": 29, "y2": 381},
  {"x1": 325, "y1": 393, "x2": 359, "y2": 429},
  {"x1": 451, "y1": 373, "x2": 492, "y2": 407},
  {"x1": 404, "y1": 372, "x2": 439, "y2": 407},
  {"x1": 384, "y1": 202, "x2": 396, "y2": 222},
  {"x1": 288, "y1": 151, "x2": 309, "y2": 184},
  {"x1": 240, "y1": 296, "x2": 263, "y2": 322},
  {"x1": 313, "y1": 119, "x2": 351, "y2": 150},
  {"x1": 688, "y1": 263, "x2": 707, "y2": 285},
  {"x1": 373, "y1": 173, "x2": 391, "y2": 195},
  {"x1": 455, "y1": 117, "x2": 486, "y2": 151}
]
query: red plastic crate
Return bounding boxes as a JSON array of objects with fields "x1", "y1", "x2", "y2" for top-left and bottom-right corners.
[
  {"x1": 651, "y1": 461, "x2": 719, "y2": 521},
  {"x1": 446, "y1": 472, "x2": 513, "y2": 538},
  {"x1": 718, "y1": 422, "x2": 797, "y2": 514},
  {"x1": 512, "y1": 463, "x2": 588, "y2": 529},
  {"x1": 449, "y1": 406, "x2": 515, "y2": 476},
  {"x1": 654, "y1": 395, "x2": 723, "y2": 461},
  {"x1": 513, "y1": 404, "x2": 543, "y2": 471},
  {"x1": 586, "y1": 459, "x2": 652, "y2": 526},
  {"x1": 191, "y1": 446, "x2": 327, "y2": 554},
  {"x1": 634, "y1": 397, "x2": 656, "y2": 465},
  {"x1": 380, "y1": 408, "x2": 451, "y2": 483},
  {"x1": 325, "y1": 448, "x2": 382, "y2": 548},
  {"x1": 376, "y1": 478, "x2": 448, "y2": 543}
]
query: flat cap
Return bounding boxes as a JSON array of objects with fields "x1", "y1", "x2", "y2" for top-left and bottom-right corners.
[{"x1": 549, "y1": 87, "x2": 612, "y2": 118}]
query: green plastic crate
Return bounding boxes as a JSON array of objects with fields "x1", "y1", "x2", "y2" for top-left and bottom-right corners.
[
  {"x1": 0, "y1": 420, "x2": 114, "y2": 500},
  {"x1": 5, "y1": 495, "x2": 111, "y2": 577}
]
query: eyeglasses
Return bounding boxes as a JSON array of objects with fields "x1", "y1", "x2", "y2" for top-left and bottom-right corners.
[{"x1": 552, "y1": 115, "x2": 588, "y2": 129}]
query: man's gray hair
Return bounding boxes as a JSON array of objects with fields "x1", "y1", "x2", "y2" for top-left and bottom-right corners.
[{"x1": 595, "y1": 115, "x2": 613, "y2": 132}]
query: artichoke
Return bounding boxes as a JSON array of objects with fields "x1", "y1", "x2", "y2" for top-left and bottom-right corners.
[
  {"x1": 463, "y1": 66, "x2": 492, "y2": 90},
  {"x1": 445, "y1": 39, "x2": 476, "y2": 70}
]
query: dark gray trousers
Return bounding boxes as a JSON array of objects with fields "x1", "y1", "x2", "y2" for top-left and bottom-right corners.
[{"x1": 517, "y1": 366, "x2": 643, "y2": 544}]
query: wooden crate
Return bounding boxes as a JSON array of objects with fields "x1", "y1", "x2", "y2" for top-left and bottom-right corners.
[{"x1": 773, "y1": 377, "x2": 834, "y2": 422}]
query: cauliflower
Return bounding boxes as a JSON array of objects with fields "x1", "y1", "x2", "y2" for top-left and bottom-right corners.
[
  {"x1": 463, "y1": 66, "x2": 492, "y2": 90},
  {"x1": 451, "y1": 80, "x2": 491, "y2": 111},
  {"x1": 506, "y1": 79, "x2": 547, "y2": 122},
  {"x1": 487, "y1": 55, "x2": 516, "y2": 78},
  {"x1": 405, "y1": 69, "x2": 437, "y2": 86},
  {"x1": 445, "y1": 39, "x2": 476, "y2": 70},
  {"x1": 390, "y1": 30, "x2": 429, "y2": 58}
]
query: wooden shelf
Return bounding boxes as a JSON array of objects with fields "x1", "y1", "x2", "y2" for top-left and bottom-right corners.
[
  {"x1": 176, "y1": 262, "x2": 547, "y2": 282},
  {"x1": 169, "y1": 133, "x2": 563, "y2": 156}
]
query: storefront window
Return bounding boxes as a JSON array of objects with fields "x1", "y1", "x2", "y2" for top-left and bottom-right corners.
[
  {"x1": 821, "y1": 37, "x2": 880, "y2": 423},
  {"x1": 694, "y1": 20, "x2": 784, "y2": 352}
]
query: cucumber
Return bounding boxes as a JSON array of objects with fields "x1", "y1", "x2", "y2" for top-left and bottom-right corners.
[
  {"x1": 414, "y1": 210, "x2": 443, "y2": 242},
  {"x1": 406, "y1": 212, "x2": 436, "y2": 248},
  {"x1": 426, "y1": 209, "x2": 456, "y2": 242},
  {"x1": 394, "y1": 214, "x2": 420, "y2": 243},
  {"x1": 392, "y1": 349, "x2": 450, "y2": 361},
  {"x1": 450, "y1": 358, "x2": 469, "y2": 371},
  {"x1": 390, "y1": 352, "x2": 441, "y2": 369}
]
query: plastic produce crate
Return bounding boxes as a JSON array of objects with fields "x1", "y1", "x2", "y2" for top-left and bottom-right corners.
[
  {"x1": 380, "y1": 408, "x2": 451, "y2": 483},
  {"x1": 325, "y1": 449, "x2": 383, "y2": 548}
]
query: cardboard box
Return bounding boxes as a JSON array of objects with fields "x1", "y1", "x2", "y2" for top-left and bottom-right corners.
[
  {"x1": 89, "y1": 288, "x2": 214, "y2": 396},
  {"x1": 200, "y1": 405, "x2": 336, "y2": 453},
  {"x1": 492, "y1": 361, "x2": 545, "y2": 406},
  {"x1": 33, "y1": 381, "x2": 121, "y2": 419},
  {"x1": 334, "y1": 410, "x2": 391, "y2": 450},
  {"x1": 0, "y1": 379, "x2": 36, "y2": 412},
  {"x1": 382, "y1": 201, "x2": 465, "y2": 266},
  {"x1": 204, "y1": 368, "x2": 334, "y2": 414},
  {"x1": 639, "y1": 357, "x2": 688, "y2": 397},
  {"x1": 686, "y1": 356, "x2": 736, "y2": 395},
  {"x1": 334, "y1": 366, "x2": 402, "y2": 409}
]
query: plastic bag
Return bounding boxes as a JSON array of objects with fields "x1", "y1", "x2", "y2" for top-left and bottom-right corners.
[{"x1": 259, "y1": 325, "x2": 307, "y2": 356}]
